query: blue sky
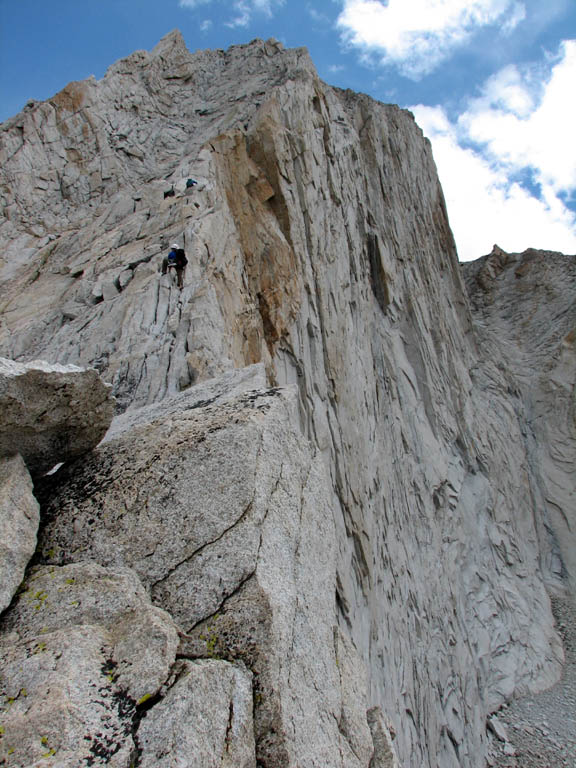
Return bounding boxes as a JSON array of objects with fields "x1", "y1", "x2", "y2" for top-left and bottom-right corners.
[{"x1": 1, "y1": 0, "x2": 575, "y2": 261}]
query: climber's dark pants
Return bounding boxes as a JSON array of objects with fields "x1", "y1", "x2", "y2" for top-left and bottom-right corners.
[{"x1": 162, "y1": 260, "x2": 185, "y2": 289}]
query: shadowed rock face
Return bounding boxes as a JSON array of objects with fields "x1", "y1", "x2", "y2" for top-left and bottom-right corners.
[
  {"x1": 0, "y1": 31, "x2": 574, "y2": 768},
  {"x1": 0, "y1": 357, "x2": 115, "y2": 477}
]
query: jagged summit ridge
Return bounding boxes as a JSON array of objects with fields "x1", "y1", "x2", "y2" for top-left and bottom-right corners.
[
  {"x1": 0, "y1": 33, "x2": 314, "y2": 234},
  {"x1": 149, "y1": 28, "x2": 190, "y2": 57}
]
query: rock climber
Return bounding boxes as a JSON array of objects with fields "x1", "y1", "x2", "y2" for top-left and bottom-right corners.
[
  {"x1": 185, "y1": 178, "x2": 198, "y2": 197},
  {"x1": 162, "y1": 243, "x2": 188, "y2": 289}
]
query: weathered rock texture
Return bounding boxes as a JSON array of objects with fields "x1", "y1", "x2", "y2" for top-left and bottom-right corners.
[
  {"x1": 0, "y1": 357, "x2": 115, "y2": 476},
  {"x1": 462, "y1": 246, "x2": 576, "y2": 597},
  {"x1": 0, "y1": 454, "x2": 39, "y2": 614},
  {"x1": 33, "y1": 386, "x2": 376, "y2": 767},
  {"x1": 0, "y1": 32, "x2": 574, "y2": 768},
  {"x1": 136, "y1": 659, "x2": 256, "y2": 768},
  {"x1": 0, "y1": 562, "x2": 179, "y2": 766}
]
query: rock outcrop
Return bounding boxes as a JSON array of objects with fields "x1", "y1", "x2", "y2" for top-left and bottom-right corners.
[
  {"x1": 0, "y1": 32, "x2": 574, "y2": 768},
  {"x1": 0, "y1": 455, "x2": 39, "y2": 614},
  {"x1": 0, "y1": 562, "x2": 179, "y2": 766},
  {"x1": 1, "y1": 383, "x2": 379, "y2": 767},
  {"x1": 0, "y1": 357, "x2": 115, "y2": 476},
  {"x1": 33, "y1": 385, "x2": 377, "y2": 767},
  {"x1": 136, "y1": 659, "x2": 256, "y2": 768}
]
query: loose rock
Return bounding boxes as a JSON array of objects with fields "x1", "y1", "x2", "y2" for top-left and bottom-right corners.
[{"x1": 0, "y1": 357, "x2": 115, "y2": 476}]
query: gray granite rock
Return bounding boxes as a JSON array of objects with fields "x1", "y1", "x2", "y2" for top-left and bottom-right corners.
[
  {"x1": 0, "y1": 561, "x2": 179, "y2": 767},
  {"x1": 0, "y1": 454, "x2": 39, "y2": 615},
  {"x1": 462, "y1": 246, "x2": 576, "y2": 598},
  {"x1": 102, "y1": 362, "x2": 267, "y2": 442},
  {"x1": 0, "y1": 357, "x2": 115, "y2": 476},
  {"x1": 0, "y1": 33, "x2": 314, "y2": 410},
  {"x1": 335, "y1": 629, "x2": 391, "y2": 767},
  {"x1": 367, "y1": 707, "x2": 401, "y2": 768},
  {"x1": 137, "y1": 659, "x2": 256, "y2": 768},
  {"x1": 1, "y1": 624, "x2": 136, "y2": 767}
]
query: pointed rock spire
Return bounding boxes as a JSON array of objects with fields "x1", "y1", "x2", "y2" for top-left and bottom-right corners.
[{"x1": 151, "y1": 28, "x2": 189, "y2": 58}]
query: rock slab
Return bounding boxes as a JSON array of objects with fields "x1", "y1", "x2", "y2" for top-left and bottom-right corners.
[
  {"x1": 137, "y1": 659, "x2": 256, "y2": 768},
  {"x1": 0, "y1": 454, "x2": 39, "y2": 615}
]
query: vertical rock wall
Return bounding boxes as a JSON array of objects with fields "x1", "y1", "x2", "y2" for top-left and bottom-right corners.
[
  {"x1": 233, "y1": 73, "x2": 565, "y2": 767},
  {"x1": 0, "y1": 33, "x2": 571, "y2": 767}
]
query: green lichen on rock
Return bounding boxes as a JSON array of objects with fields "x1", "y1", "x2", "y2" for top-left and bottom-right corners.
[{"x1": 199, "y1": 618, "x2": 221, "y2": 659}]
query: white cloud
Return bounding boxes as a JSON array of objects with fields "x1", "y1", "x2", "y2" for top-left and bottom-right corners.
[
  {"x1": 180, "y1": 0, "x2": 284, "y2": 27},
  {"x1": 200, "y1": 19, "x2": 213, "y2": 32},
  {"x1": 226, "y1": 2, "x2": 252, "y2": 27},
  {"x1": 307, "y1": 6, "x2": 331, "y2": 24},
  {"x1": 179, "y1": 0, "x2": 213, "y2": 7},
  {"x1": 337, "y1": 0, "x2": 527, "y2": 78},
  {"x1": 411, "y1": 42, "x2": 576, "y2": 260},
  {"x1": 470, "y1": 64, "x2": 537, "y2": 117},
  {"x1": 501, "y1": 0, "x2": 526, "y2": 31},
  {"x1": 459, "y1": 40, "x2": 576, "y2": 194},
  {"x1": 226, "y1": 0, "x2": 284, "y2": 27},
  {"x1": 251, "y1": 0, "x2": 282, "y2": 12}
]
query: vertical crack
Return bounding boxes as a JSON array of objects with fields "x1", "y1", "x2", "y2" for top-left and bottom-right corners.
[
  {"x1": 224, "y1": 699, "x2": 234, "y2": 755},
  {"x1": 128, "y1": 660, "x2": 191, "y2": 767}
]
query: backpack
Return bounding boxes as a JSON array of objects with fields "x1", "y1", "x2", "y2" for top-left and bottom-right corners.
[{"x1": 175, "y1": 249, "x2": 188, "y2": 267}]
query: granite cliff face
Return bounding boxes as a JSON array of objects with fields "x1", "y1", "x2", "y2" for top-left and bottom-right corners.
[
  {"x1": 0, "y1": 32, "x2": 574, "y2": 768},
  {"x1": 462, "y1": 247, "x2": 576, "y2": 601}
]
